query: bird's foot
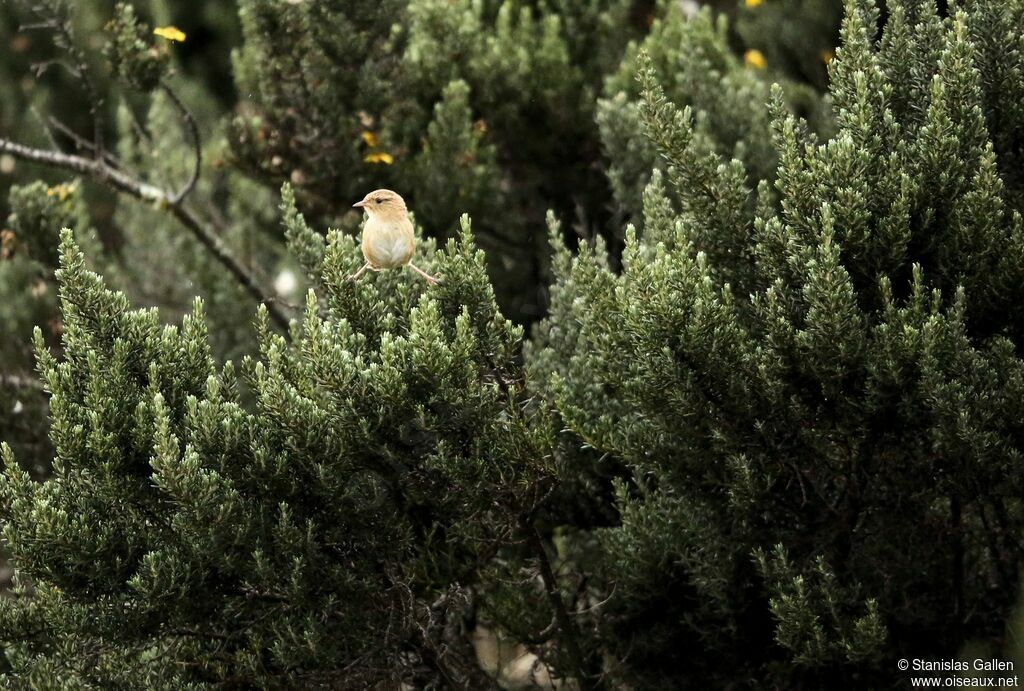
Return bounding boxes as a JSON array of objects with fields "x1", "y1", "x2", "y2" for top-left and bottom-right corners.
[
  {"x1": 347, "y1": 263, "x2": 373, "y2": 282},
  {"x1": 408, "y1": 262, "x2": 441, "y2": 285}
]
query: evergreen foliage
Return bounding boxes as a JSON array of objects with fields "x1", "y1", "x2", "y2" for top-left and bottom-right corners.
[
  {"x1": 0, "y1": 220, "x2": 551, "y2": 687},
  {"x1": 0, "y1": 180, "x2": 104, "y2": 477},
  {"x1": 598, "y1": 4, "x2": 796, "y2": 227},
  {"x1": 529, "y1": 0, "x2": 1024, "y2": 686},
  {"x1": 4, "y1": 0, "x2": 1024, "y2": 688},
  {"x1": 229, "y1": 0, "x2": 649, "y2": 321}
]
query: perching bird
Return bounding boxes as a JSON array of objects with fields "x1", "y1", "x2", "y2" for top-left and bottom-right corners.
[{"x1": 347, "y1": 189, "x2": 439, "y2": 284}]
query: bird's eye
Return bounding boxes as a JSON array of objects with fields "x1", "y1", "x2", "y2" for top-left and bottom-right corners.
[{"x1": 375, "y1": 199, "x2": 383, "y2": 205}]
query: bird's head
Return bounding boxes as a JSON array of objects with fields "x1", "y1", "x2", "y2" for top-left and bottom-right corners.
[{"x1": 353, "y1": 189, "x2": 408, "y2": 219}]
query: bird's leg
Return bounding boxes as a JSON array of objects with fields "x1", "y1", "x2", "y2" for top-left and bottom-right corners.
[
  {"x1": 407, "y1": 262, "x2": 440, "y2": 285},
  {"x1": 347, "y1": 262, "x2": 372, "y2": 282}
]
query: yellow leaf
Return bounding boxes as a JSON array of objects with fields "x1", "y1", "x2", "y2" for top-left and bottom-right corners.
[
  {"x1": 361, "y1": 130, "x2": 379, "y2": 147},
  {"x1": 153, "y1": 26, "x2": 186, "y2": 43},
  {"x1": 744, "y1": 49, "x2": 767, "y2": 70},
  {"x1": 363, "y1": 151, "x2": 394, "y2": 165},
  {"x1": 745, "y1": 0, "x2": 764, "y2": 7}
]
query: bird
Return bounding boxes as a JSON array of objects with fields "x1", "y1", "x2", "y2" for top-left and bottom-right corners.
[{"x1": 347, "y1": 189, "x2": 439, "y2": 284}]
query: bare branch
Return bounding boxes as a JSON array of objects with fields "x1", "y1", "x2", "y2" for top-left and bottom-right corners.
[
  {"x1": 47, "y1": 117, "x2": 122, "y2": 169},
  {"x1": 0, "y1": 138, "x2": 162, "y2": 199},
  {"x1": 160, "y1": 83, "x2": 201, "y2": 204},
  {"x1": 0, "y1": 137, "x2": 291, "y2": 332},
  {"x1": 169, "y1": 203, "x2": 292, "y2": 330}
]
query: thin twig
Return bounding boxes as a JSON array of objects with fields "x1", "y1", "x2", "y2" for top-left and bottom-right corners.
[
  {"x1": 29, "y1": 105, "x2": 61, "y2": 151},
  {"x1": 528, "y1": 527, "x2": 602, "y2": 691},
  {"x1": 20, "y1": 20, "x2": 59, "y2": 33},
  {"x1": 125, "y1": 104, "x2": 153, "y2": 145},
  {"x1": 30, "y1": 58, "x2": 79, "y2": 79},
  {"x1": 575, "y1": 583, "x2": 616, "y2": 615},
  {"x1": 160, "y1": 83, "x2": 201, "y2": 204},
  {"x1": 0, "y1": 138, "x2": 291, "y2": 331},
  {"x1": 48, "y1": 6, "x2": 104, "y2": 156},
  {"x1": 47, "y1": 116, "x2": 121, "y2": 169}
]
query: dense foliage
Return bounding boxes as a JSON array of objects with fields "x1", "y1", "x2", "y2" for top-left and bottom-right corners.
[
  {"x1": 530, "y1": 0, "x2": 1024, "y2": 685},
  {"x1": 3, "y1": 0, "x2": 1023, "y2": 688}
]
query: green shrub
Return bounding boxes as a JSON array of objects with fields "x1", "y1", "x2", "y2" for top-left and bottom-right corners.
[{"x1": 529, "y1": 0, "x2": 1024, "y2": 686}]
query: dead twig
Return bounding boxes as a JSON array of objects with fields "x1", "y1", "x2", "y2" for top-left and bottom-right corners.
[
  {"x1": 160, "y1": 83, "x2": 201, "y2": 204},
  {"x1": 46, "y1": 116, "x2": 122, "y2": 169}
]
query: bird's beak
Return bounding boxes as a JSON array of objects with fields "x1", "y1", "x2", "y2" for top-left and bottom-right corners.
[{"x1": 352, "y1": 200, "x2": 367, "y2": 208}]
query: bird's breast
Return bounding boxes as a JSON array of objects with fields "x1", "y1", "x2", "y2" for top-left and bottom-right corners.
[{"x1": 363, "y1": 218, "x2": 415, "y2": 269}]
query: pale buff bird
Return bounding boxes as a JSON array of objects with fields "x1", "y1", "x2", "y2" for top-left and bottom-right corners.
[{"x1": 347, "y1": 189, "x2": 439, "y2": 284}]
